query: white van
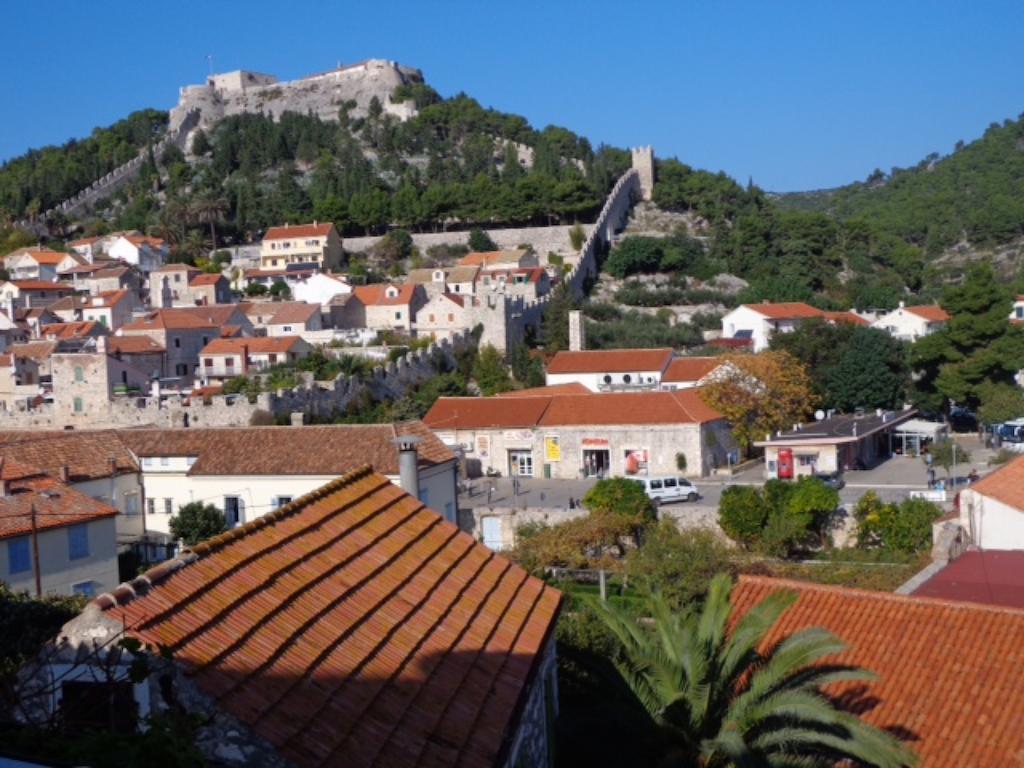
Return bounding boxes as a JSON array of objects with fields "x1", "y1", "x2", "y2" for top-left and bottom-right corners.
[{"x1": 631, "y1": 475, "x2": 700, "y2": 505}]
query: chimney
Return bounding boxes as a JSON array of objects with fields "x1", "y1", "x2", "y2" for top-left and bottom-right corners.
[
  {"x1": 568, "y1": 309, "x2": 585, "y2": 352},
  {"x1": 394, "y1": 435, "x2": 421, "y2": 499},
  {"x1": 59, "y1": 465, "x2": 70, "y2": 483}
]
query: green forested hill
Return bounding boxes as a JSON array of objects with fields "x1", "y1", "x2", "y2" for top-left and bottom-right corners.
[
  {"x1": 775, "y1": 116, "x2": 1024, "y2": 255},
  {"x1": 0, "y1": 109, "x2": 167, "y2": 219}
]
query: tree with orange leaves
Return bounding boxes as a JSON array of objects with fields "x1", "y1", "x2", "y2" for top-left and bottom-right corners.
[{"x1": 699, "y1": 350, "x2": 818, "y2": 456}]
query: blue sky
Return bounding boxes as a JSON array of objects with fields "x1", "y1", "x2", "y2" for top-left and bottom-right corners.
[{"x1": 4, "y1": 1, "x2": 1023, "y2": 191}]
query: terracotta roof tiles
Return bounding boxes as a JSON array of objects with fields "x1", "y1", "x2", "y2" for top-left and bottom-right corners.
[
  {"x1": 967, "y1": 453, "x2": 1024, "y2": 511},
  {"x1": 0, "y1": 430, "x2": 139, "y2": 480},
  {"x1": 188, "y1": 273, "x2": 226, "y2": 286},
  {"x1": 5, "y1": 280, "x2": 74, "y2": 292},
  {"x1": 741, "y1": 301, "x2": 824, "y2": 320},
  {"x1": 352, "y1": 283, "x2": 417, "y2": 306},
  {"x1": 905, "y1": 304, "x2": 951, "y2": 322},
  {"x1": 118, "y1": 422, "x2": 453, "y2": 475},
  {"x1": 546, "y1": 348, "x2": 673, "y2": 374},
  {"x1": 662, "y1": 356, "x2": 724, "y2": 383},
  {"x1": 106, "y1": 335, "x2": 165, "y2": 355},
  {"x1": 731, "y1": 575, "x2": 1024, "y2": 767},
  {"x1": 496, "y1": 382, "x2": 592, "y2": 398},
  {"x1": 40, "y1": 321, "x2": 104, "y2": 340},
  {"x1": 0, "y1": 463, "x2": 117, "y2": 540},
  {"x1": 201, "y1": 336, "x2": 305, "y2": 356},
  {"x1": 94, "y1": 466, "x2": 560, "y2": 768},
  {"x1": 263, "y1": 222, "x2": 336, "y2": 240}
]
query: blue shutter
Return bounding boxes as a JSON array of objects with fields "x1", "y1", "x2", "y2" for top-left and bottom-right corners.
[
  {"x1": 68, "y1": 524, "x2": 89, "y2": 560},
  {"x1": 7, "y1": 537, "x2": 30, "y2": 574}
]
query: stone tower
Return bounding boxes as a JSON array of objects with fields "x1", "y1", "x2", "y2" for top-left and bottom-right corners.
[
  {"x1": 631, "y1": 146, "x2": 655, "y2": 201},
  {"x1": 568, "y1": 309, "x2": 586, "y2": 352}
]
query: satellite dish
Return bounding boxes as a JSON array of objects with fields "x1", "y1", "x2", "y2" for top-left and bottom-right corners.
[{"x1": 814, "y1": 410, "x2": 826, "y2": 421}]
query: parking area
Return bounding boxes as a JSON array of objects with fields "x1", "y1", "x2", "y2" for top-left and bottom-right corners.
[{"x1": 458, "y1": 435, "x2": 997, "y2": 514}]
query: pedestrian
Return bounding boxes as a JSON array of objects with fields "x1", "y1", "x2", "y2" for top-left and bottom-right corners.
[
  {"x1": 927, "y1": 467, "x2": 936, "y2": 489},
  {"x1": 568, "y1": 497, "x2": 575, "y2": 510},
  {"x1": 968, "y1": 468, "x2": 979, "y2": 484},
  {"x1": 487, "y1": 482, "x2": 493, "y2": 505}
]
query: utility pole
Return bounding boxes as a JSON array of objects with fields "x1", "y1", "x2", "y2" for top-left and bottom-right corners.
[
  {"x1": 952, "y1": 441, "x2": 958, "y2": 494},
  {"x1": 30, "y1": 504, "x2": 41, "y2": 598}
]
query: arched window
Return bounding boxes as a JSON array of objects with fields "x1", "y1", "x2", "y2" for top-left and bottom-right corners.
[{"x1": 74, "y1": 366, "x2": 84, "y2": 383}]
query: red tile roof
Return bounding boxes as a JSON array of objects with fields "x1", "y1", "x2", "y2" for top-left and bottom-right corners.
[
  {"x1": 119, "y1": 422, "x2": 453, "y2": 475},
  {"x1": 912, "y1": 550, "x2": 1024, "y2": 609},
  {"x1": 967, "y1": 454, "x2": 1024, "y2": 511},
  {"x1": 423, "y1": 397, "x2": 554, "y2": 430},
  {"x1": 262, "y1": 301, "x2": 320, "y2": 325},
  {"x1": 662, "y1": 356, "x2": 724, "y2": 383},
  {"x1": 0, "y1": 430, "x2": 139, "y2": 480},
  {"x1": 96, "y1": 467, "x2": 561, "y2": 768},
  {"x1": 824, "y1": 310, "x2": 870, "y2": 326},
  {"x1": 352, "y1": 283, "x2": 417, "y2": 306},
  {"x1": 201, "y1": 336, "x2": 305, "y2": 356},
  {"x1": 496, "y1": 382, "x2": 592, "y2": 398},
  {"x1": 9, "y1": 249, "x2": 68, "y2": 266},
  {"x1": 741, "y1": 302, "x2": 824, "y2": 319},
  {"x1": 188, "y1": 273, "x2": 226, "y2": 286},
  {"x1": 107, "y1": 335, "x2": 165, "y2": 355},
  {"x1": 40, "y1": 321, "x2": 104, "y2": 340},
  {"x1": 120, "y1": 309, "x2": 218, "y2": 331},
  {"x1": 546, "y1": 348, "x2": 673, "y2": 374},
  {"x1": 731, "y1": 575, "x2": 1024, "y2": 767},
  {"x1": 458, "y1": 250, "x2": 527, "y2": 267},
  {"x1": 425, "y1": 389, "x2": 722, "y2": 429},
  {"x1": 6, "y1": 280, "x2": 74, "y2": 292},
  {"x1": 122, "y1": 235, "x2": 165, "y2": 248},
  {"x1": 263, "y1": 222, "x2": 336, "y2": 240},
  {"x1": 0, "y1": 461, "x2": 117, "y2": 540},
  {"x1": 905, "y1": 304, "x2": 951, "y2": 322},
  {"x1": 6, "y1": 341, "x2": 57, "y2": 362}
]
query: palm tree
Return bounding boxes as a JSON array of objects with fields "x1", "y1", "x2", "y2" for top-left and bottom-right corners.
[
  {"x1": 590, "y1": 574, "x2": 917, "y2": 768},
  {"x1": 191, "y1": 193, "x2": 228, "y2": 252}
]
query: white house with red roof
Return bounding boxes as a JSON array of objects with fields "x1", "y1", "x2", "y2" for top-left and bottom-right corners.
[
  {"x1": 107, "y1": 234, "x2": 168, "y2": 273},
  {"x1": 259, "y1": 221, "x2": 342, "y2": 271},
  {"x1": 720, "y1": 301, "x2": 855, "y2": 352},
  {"x1": 871, "y1": 302, "x2": 950, "y2": 341},
  {"x1": 958, "y1": 454, "x2": 1024, "y2": 550},
  {"x1": 4, "y1": 248, "x2": 82, "y2": 281},
  {"x1": 291, "y1": 271, "x2": 352, "y2": 306},
  {"x1": 0, "y1": 279, "x2": 76, "y2": 309},
  {"x1": 1010, "y1": 295, "x2": 1024, "y2": 324}
]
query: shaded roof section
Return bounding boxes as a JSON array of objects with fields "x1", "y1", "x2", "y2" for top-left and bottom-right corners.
[
  {"x1": 823, "y1": 310, "x2": 870, "y2": 326},
  {"x1": 423, "y1": 396, "x2": 554, "y2": 430},
  {"x1": 754, "y1": 409, "x2": 917, "y2": 446},
  {"x1": 4, "y1": 280, "x2": 75, "y2": 292},
  {"x1": 95, "y1": 467, "x2": 561, "y2": 768},
  {"x1": 107, "y1": 335, "x2": 165, "y2": 354},
  {"x1": 263, "y1": 222, "x2": 336, "y2": 240},
  {"x1": 40, "y1": 321, "x2": 105, "y2": 340},
  {"x1": 662, "y1": 356, "x2": 724, "y2": 383},
  {"x1": 968, "y1": 454, "x2": 1024, "y2": 511},
  {"x1": 732, "y1": 575, "x2": 1024, "y2": 767},
  {"x1": 121, "y1": 309, "x2": 218, "y2": 331},
  {"x1": 119, "y1": 422, "x2": 453, "y2": 475},
  {"x1": 911, "y1": 550, "x2": 1024, "y2": 609},
  {"x1": 546, "y1": 348, "x2": 673, "y2": 374},
  {"x1": 6, "y1": 341, "x2": 58, "y2": 362}
]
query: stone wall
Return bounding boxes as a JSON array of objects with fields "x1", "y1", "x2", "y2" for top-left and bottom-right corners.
[
  {"x1": 0, "y1": 332, "x2": 473, "y2": 430},
  {"x1": 343, "y1": 224, "x2": 595, "y2": 259}
]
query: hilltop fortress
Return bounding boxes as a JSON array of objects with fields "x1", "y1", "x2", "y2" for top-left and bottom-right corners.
[{"x1": 169, "y1": 58, "x2": 425, "y2": 136}]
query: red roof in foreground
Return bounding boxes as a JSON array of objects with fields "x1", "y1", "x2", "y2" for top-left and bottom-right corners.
[
  {"x1": 912, "y1": 550, "x2": 1024, "y2": 609},
  {"x1": 732, "y1": 575, "x2": 1024, "y2": 767},
  {"x1": 0, "y1": 462, "x2": 117, "y2": 540},
  {"x1": 967, "y1": 453, "x2": 1024, "y2": 511},
  {"x1": 98, "y1": 467, "x2": 561, "y2": 768},
  {"x1": 905, "y1": 304, "x2": 951, "y2": 323},
  {"x1": 546, "y1": 347, "x2": 673, "y2": 374}
]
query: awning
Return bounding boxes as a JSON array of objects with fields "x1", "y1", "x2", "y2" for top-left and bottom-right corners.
[{"x1": 894, "y1": 419, "x2": 948, "y2": 439}]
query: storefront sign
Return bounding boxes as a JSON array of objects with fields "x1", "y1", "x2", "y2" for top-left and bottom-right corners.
[
  {"x1": 503, "y1": 430, "x2": 534, "y2": 442},
  {"x1": 544, "y1": 435, "x2": 561, "y2": 462},
  {"x1": 623, "y1": 448, "x2": 649, "y2": 475},
  {"x1": 581, "y1": 438, "x2": 610, "y2": 448}
]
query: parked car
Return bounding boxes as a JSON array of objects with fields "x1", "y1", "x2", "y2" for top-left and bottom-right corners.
[
  {"x1": 630, "y1": 475, "x2": 700, "y2": 505},
  {"x1": 813, "y1": 471, "x2": 845, "y2": 491}
]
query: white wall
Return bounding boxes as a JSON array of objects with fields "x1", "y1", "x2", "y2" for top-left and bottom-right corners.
[
  {"x1": 546, "y1": 369, "x2": 663, "y2": 392},
  {"x1": 140, "y1": 462, "x2": 458, "y2": 534},
  {"x1": 720, "y1": 306, "x2": 771, "y2": 351},
  {"x1": 871, "y1": 308, "x2": 935, "y2": 341},
  {"x1": 0, "y1": 517, "x2": 119, "y2": 597},
  {"x1": 960, "y1": 489, "x2": 1024, "y2": 550}
]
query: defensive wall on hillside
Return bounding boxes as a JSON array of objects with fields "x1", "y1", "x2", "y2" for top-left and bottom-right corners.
[
  {"x1": 16, "y1": 110, "x2": 200, "y2": 234},
  {"x1": 0, "y1": 332, "x2": 472, "y2": 430},
  {"x1": 343, "y1": 223, "x2": 595, "y2": 259}
]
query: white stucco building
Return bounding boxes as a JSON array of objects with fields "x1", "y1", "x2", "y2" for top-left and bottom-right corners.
[
  {"x1": 958, "y1": 455, "x2": 1024, "y2": 550},
  {"x1": 719, "y1": 302, "x2": 869, "y2": 352},
  {"x1": 871, "y1": 302, "x2": 950, "y2": 341},
  {"x1": 544, "y1": 348, "x2": 673, "y2": 392},
  {"x1": 119, "y1": 423, "x2": 458, "y2": 533}
]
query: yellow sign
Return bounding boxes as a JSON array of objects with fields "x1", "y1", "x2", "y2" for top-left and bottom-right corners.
[{"x1": 544, "y1": 435, "x2": 561, "y2": 462}]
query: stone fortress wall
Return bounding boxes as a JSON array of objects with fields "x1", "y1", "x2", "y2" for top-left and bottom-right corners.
[{"x1": 169, "y1": 59, "x2": 424, "y2": 136}]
